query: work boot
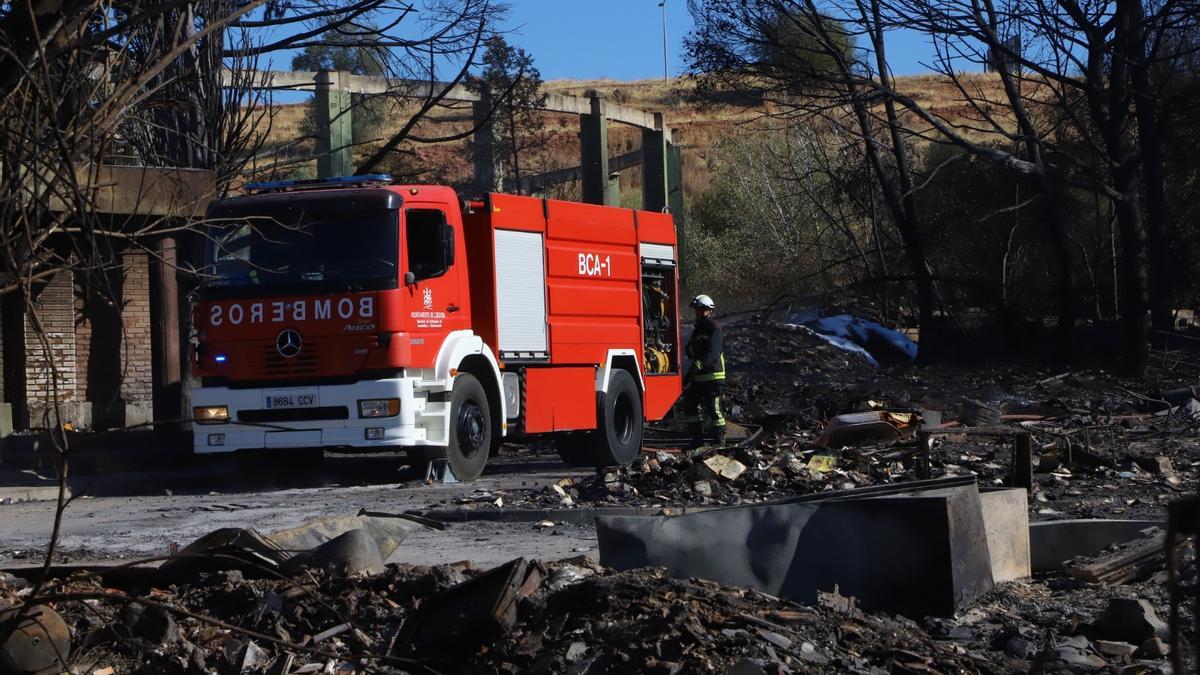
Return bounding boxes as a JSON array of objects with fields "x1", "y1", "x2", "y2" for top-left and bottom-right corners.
[
  {"x1": 710, "y1": 425, "x2": 726, "y2": 448},
  {"x1": 688, "y1": 423, "x2": 704, "y2": 449}
]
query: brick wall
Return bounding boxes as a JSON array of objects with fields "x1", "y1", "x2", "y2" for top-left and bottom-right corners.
[
  {"x1": 0, "y1": 305, "x2": 5, "y2": 402},
  {"x1": 73, "y1": 274, "x2": 94, "y2": 400},
  {"x1": 6, "y1": 253, "x2": 161, "y2": 430},
  {"x1": 25, "y1": 270, "x2": 78, "y2": 426}
]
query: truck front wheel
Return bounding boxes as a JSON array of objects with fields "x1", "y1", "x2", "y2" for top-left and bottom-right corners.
[{"x1": 447, "y1": 373, "x2": 491, "y2": 481}]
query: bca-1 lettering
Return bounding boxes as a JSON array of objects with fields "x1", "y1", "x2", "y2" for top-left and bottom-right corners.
[
  {"x1": 578, "y1": 253, "x2": 611, "y2": 277},
  {"x1": 210, "y1": 297, "x2": 374, "y2": 326}
]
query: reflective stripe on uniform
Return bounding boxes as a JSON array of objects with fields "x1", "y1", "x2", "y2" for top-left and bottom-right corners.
[
  {"x1": 693, "y1": 354, "x2": 726, "y2": 382},
  {"x1": 709, "y1": 395, "x2": 726, "y2": 426}
]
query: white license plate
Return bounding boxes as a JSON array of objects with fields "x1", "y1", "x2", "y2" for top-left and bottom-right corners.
[{"x1": 263, "y1": 389, "x2": 319, "y2": 409}]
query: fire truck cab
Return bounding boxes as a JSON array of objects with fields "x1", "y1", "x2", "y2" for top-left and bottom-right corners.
[{"x1": 189, "y1": 175, "x2": 682, "y2": 480}]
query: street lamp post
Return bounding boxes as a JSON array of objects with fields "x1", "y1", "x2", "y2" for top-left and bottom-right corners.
[{"x1": 659, "y1": 1, "x2": 668, "y2": 80}]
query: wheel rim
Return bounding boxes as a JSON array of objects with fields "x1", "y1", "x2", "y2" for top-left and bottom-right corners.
[
  {"x1": 613, "y1": 390, "x2": 635, "y2": 445},
  {"x1": 457, "y1": 401, "x2": 487, "y2": 459}
]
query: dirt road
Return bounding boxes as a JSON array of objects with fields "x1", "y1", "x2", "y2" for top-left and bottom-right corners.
[{"x1": 0, "y1": 450, "x2": 598, "y2": 569}]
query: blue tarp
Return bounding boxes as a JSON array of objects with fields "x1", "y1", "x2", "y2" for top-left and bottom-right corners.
[{"x1": 790, "y1": 313, "x2": 918, "y2": 364}]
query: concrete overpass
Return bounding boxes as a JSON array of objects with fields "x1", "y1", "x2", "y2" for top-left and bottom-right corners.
[{"x1": 230, "y1": 69, "x2": 684, "y2": 215}]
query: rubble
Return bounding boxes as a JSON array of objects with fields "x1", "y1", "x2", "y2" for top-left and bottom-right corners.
[
  {"x1": 4, "y1": 543, "x2": 1189, "y2": 674},
  {"x1": 1090, "y1": 598, "x2": 1171, "y2": 644},
  {"x1": 3, "y1": 316, "x2": 1200, "y2": 673},
  {"x1": 1064, "y1": 527, "x2": 1170, "y2": 583}
]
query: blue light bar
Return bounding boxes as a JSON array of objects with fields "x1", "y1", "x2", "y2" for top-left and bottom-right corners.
[
  {"x1": 244, "y1": 174, "x2": 393, "y2": 193},
  {"x1": 214, "y1": 354, "x2": 228, "y2": 363}
]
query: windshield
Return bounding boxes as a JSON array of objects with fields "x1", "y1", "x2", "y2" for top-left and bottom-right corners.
[{"x1": 205, "y1": 203, "x2": 398, "y2": 289}]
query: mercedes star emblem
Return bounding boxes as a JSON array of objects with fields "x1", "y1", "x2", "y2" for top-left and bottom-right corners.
[{"x1": 276, "y1": 328, "x2": 302, "y2": 358}]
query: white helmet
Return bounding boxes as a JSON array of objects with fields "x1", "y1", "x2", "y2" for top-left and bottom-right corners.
[{"x1": 690, "y1": 294, "x2": 715, "y2": 310}]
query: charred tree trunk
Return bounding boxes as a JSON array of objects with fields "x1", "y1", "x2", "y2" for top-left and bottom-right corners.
[
  {"x1": 1041, "y1": 183, "x2": 1077, "y2": 357},
  {"x1": 867, "y1": 0, "x2": 936, "y2": 361},
  {"x1": 1104, "y1": 0, "x2": 1151, "y2": 374},
  {"x1": 1133, "y1": 65, "x2": 1172, "y2": 332}
]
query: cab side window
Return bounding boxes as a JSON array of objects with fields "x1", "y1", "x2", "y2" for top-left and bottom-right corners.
[{"x1": 406, "y1": 209, "x2": 451, "y2": 281}]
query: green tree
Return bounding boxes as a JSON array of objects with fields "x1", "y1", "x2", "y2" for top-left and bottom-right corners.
[
  {"x1": 473, "y1": 35, "x2": 548, "y2": 190},
  {"x1": 757, "y1": 9, "x2": 853, "y2": 87}
]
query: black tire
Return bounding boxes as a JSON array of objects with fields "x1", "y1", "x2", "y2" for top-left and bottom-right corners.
[
  {"x1": 556, "y1": 369, "x2": 643, "y2": 468},
  {"x1": 593, "y1": 369, "x2": 643, "y2": 466},
  {"x1": 447, "y1": 373, "x2": 492, "y2": 481},
  {"x1": 553, "y1": 433, "x2": 592, "y2": 468}
]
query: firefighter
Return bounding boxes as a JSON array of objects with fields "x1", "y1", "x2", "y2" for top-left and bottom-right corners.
[{"x1": 683, "y1": 294, "x2": 726, "y2": 448}]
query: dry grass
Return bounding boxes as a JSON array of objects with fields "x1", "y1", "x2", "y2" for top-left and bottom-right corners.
[{"x1": 252, "y1": 73, "x2": 1018, "y2": 195}]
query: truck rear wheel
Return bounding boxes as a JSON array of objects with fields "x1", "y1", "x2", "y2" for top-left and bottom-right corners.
[
  {"x1": 556, "y1": 369, "x2": 643, "y2": 468},
  {"x1": 447, "y1": 373, "x2": 491, "y2": 481}
]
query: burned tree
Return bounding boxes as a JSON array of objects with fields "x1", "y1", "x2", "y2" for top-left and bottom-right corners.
[
  {"x1": 884, "y1": 0, "x2": 1200, "y2": 372},
  {"x1": 688, "y1": 0, "x2": 943, "y2": 360}
]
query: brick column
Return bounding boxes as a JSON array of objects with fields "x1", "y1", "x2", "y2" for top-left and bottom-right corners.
[
  {"x1": 122, "y1": 252, "x2": 154, "y2": 426},
  {"x1": 24, "y1": 271, "x2": 80, "y2": 428},
  {"x1": 0, "y1": 303, "x2": 10, "y2": 435}
]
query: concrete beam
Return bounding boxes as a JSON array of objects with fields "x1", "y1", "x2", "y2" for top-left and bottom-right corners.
[
  {"x1": 541, "y1": 94, "x2": 658, "y2": 129},
  {"x1": 242, "y1": 69, "x2": 481, "y2": 102},
  {"x1": 228, "y1": 70, "x2": 662, "y2": 130},
  {"x1": 579, "y1": 95, "x2": 609, "y2": 205},
  {"x1": 513, "y1": 149, "x2": 644, "y2": 194},
  {"x1": 54, "y1": 166, "x2": 217, "y2": 218}
]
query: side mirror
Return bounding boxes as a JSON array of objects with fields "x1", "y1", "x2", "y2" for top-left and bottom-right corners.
[
  {"x1": 404, "y1": 271, "x2": 416, "y2": 286},
  {"x1": 441, "y1": 223, "x2": 455, "y2": 267}
]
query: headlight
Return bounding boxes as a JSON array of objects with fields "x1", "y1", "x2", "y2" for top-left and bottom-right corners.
[
  {"x1": 358, "y1": 398, "x2": 400, "y2": 418},
  {"x1": 194, "y1": 405, "x2": 229, "y2": 424}
]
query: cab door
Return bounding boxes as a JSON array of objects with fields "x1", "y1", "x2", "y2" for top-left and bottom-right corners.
[{"x1": 401, "y1": 205, "x2": 469, "y2": 365}]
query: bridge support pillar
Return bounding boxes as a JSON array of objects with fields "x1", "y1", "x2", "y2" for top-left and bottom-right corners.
[
  {"x1": 315, "y1": 70, "x2": 353, "y2": 178},
  {"x1": 642, "y1": 112, "x2": 669, "y2": 211},
  {"x1": 606, "y1": 172, "x2": 621, "y2": 207},
  {"x1": 580, "y1": 93, "x2": 611, "y2": 205},
  {"x1": 668, "y1": 129, "x2": 687, "y2": 290},
  {"x1": 472, "y1": 84, "x2": 504, "y2": 193}
]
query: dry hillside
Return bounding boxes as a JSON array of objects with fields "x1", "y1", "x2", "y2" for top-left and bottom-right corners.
[{"x1": 258, "y1": 73, "x2": 1014, "y2": 202}]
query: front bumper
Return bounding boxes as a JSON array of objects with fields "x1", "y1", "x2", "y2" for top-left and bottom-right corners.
[{"x1": 190, "y1": 377, "x2": 431, "y2": 454}]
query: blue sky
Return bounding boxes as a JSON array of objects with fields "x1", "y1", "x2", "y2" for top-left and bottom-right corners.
[{"x1": 500, "y1": 0, "x2": 945, "y2": 80}]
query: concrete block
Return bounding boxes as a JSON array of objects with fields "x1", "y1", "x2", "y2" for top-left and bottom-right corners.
[
  {"x1": 597, "y1": 480, "x2": 995, "y2": 617},
  {"x1": 0, "y1": 469, "x2": 69, "y2": 502},
  {"x1": 25, "y1": 401, "x2": 90, "y2": 429},
  {"x1": 124, "y1": 401, "x2": 154, "y2": 429},
  {"x1": 1029, "y1": 519, "x2": 1164, "y2": 573},
  {"x1": 979, "y1": 488, "x2": 1031, "y2": 582},
  {"x1": 0, "y1": 402, "x2": 12, "y2": 436}
]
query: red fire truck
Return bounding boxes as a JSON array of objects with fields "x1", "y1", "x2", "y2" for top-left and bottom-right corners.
[{"x1": 189, "y1": 175, "x2": 682, "y2": 480}]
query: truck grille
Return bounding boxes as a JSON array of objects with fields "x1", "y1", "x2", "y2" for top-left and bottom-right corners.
[
  {"x1": 239, "y1": 406, "x2": 349, "y2": 423},
  {"x1": 262, "y1": 340, "x2": 319, "y2": 377}
]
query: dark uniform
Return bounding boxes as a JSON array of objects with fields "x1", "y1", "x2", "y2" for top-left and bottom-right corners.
[{"x1": 683, "y1": 315, "x2": 726, "y2": 446}]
